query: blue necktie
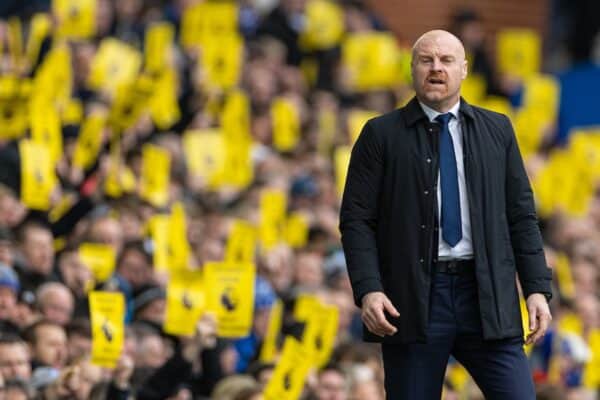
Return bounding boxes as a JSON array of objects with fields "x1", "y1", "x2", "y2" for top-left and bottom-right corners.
[{"x1": 436, "y1": 113, "x2": 462, "y2": 247}]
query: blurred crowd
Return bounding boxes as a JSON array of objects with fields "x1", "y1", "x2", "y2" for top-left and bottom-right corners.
[{"x1": 0, "y1": 0, "x2": 597, "y2": 399}]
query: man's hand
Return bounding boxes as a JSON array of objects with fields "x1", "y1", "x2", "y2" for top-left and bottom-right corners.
[
  {"x1": 361, "y1": 292, "x2": 400, "y2": 337},
  {"x1": 525, "y1": 293, "x2": 552, "y2": 345}
]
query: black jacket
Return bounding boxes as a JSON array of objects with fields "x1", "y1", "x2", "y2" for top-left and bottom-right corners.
[{"x1": 339, "y1": 97, "x2": 552, "y2": 343}]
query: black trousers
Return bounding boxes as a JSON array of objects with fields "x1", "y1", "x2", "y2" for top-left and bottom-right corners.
[{"x1": 381, "y1": 269, "x2": 535, "y2": 399}]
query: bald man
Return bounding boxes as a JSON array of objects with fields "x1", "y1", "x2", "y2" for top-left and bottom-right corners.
[{"x1": 340, "y1": 30, "x2": 552, "y2": 399}]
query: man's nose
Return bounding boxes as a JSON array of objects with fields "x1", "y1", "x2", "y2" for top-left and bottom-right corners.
[{"x1": 431, "y1": 58, "x2": 443, "y2": 71}]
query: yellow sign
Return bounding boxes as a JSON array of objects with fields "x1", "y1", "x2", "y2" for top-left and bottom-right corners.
[
  {"x1": 180, "y1": 1, "x2": 238, "y2": 49},
  {"x1": 263, "y1": 336, "x2": 312, "y2": 400},
  {"x1": 53, "y1": 0, "x2": 96, "y2": 39},
  {"x1": 497, "y1": 28, "x2": 541, "y2": 79},
  {"x1": 342, "y1": 32, "x2": 401, "y2": 91},
  {"x1": 201, "y1": 33, "x2": 243, "y2": 90},
  {"x1": 182, "y1": 129, "x2": 225, "y2": 187},
  {"x1": 145, "y1": 22, "x2": 174, "y2": 73},
  {"x1": 259, "y1": 189, "x2": 287, "y2": 250},
  {"x1": 89, "y1": 291, "x2": 125, "y2": 368},
  {"x1": 204, "y1": 261, "x2": 256, "y2": 338},
  {"x1": 88, "y1": 39, "x2": 142, "y2": 93},
  {"x1": 147, "y1": 214, "x2": 170, "y2": 271},
  {"x1": 164, "y1": 269, "x2": 206, "y2": 336},
  {"x1": 149, "y1": 67, "x2": 180, "y2": 129},
  {"x1": 139, "y1": 144, "x2": 171, "y2": 208},
  {"x1": 26, "y1": 14, "x2": 51, "y2": 68},
  {"x1": 294, "y1": 294, "x2": 339, "y2": 367},
  {"x1": 334, "y1": 146, "x2": 351, "y2": 198},
  {"x1": 72, "y1": 112, "x2": 106, "y2": 170},
  {"x1": 260, "y1": 299, "x2": 283, "y2": 362},
  {"x1": 168, "y1": 202, "x2": 191, "y2": 271},
  {"x1": 300, "y1": 0, "x2": 344, "y2": 50},
  {"x1": 285, "y1": 213, "x2": 309, "y2": 249},
  {"x1": 19, "y1": 140, "x2": 57, "y2": 211},
  {"x1": 225, "y1": 220, "x2": 256, "y2": 263},
  {"x1": 79, "y1": 243, "x2": 117, "y2": 283},
  {"x1": 271, "y1": 97, "x2": 300, "y2": 152}
]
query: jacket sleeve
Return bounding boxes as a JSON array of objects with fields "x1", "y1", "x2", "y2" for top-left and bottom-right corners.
[
  {"x1": 339, "y1": 120, "x2": 384, "y2": 307},
  {"x1": 502, "y1": 116, "x2": 552, "y2": 299}
]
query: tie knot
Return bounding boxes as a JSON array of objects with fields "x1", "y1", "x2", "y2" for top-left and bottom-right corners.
[{"x1": 435, "y1": 113, "x2": 453, "y2": 126}]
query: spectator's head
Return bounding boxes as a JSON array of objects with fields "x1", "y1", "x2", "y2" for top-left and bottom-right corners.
[
  {"x1": 293, "y1": 250, "x2": 324, "y2": 289},
  {"x1": 88, "y1": 215, "x2": 124, "y2": 254},
  {"x1": 0, "y1": 334, "x2": 31, "y2": 381},
  {"x1": 66, "y1": 319, "x2": 92, "y2": 362},
  {"x1": 0, "y1": 264, "x2": 20, "y2": 321},
  {"x1": 17, "y1": 221, "x2": 54, "y2": 276},
  {"x1": 116, "y1": 240, "x2": 153, "y2": 290},
  {"x1": 314, "y1": 363, "x2": 349, "y2": 400},
  {"x1": 57, "y1": 247, "x2": 93, "y2": 298},
  {"x1": 131, "y1": 323, "x2": 170, "y2": 370},
  {"x1": 0, "y1": 226, "x2": 15, "y2": 267},
  {"x1": 24, "y1": 320, "x2": 68, "y2": 370},
  {"x1": 0, "y1": 185, "x2": 26, "y2": 228},
  {"x1": 451, "y1": 9, "x2": 485, "y2": 50},
  {"x1": 210, "y1": 375, "x2": 258, "y2": 400},
  {"x1": 411, "y1": 30, "x2": 467, "y2": 112},
  {"x1": 132, "y1": 285, "x2": 166, "y2": 324},
  {"x1": 4, "y1": 378, "x2": 34, "y2": 400},
  {"x1": 35, "y1": 282, "x2": 74, "y2": 326},
  {"x1": 247, "y1": 361, "x2": 275, "y2": 387}
]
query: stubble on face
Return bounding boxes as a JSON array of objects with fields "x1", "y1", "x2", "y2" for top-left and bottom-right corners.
[{"x1": 411, "y1": 30, "x2": 468, "y2": 112}]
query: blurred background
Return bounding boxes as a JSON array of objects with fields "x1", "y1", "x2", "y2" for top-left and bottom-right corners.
[{"x1": 0, "y1": 0, "x2": 598, "y2": 399}]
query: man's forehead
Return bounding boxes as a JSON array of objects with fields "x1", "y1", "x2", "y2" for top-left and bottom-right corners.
[{"x1": 412, "y1": 31, "x2": 465, "y2": 58}]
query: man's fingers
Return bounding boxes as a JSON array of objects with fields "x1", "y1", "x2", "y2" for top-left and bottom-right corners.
[
  {"x1": 528, "y1": 306, "x2": 537, "y2": 331},
  {"x1": 384, "y1": 298, "x2": 400, "y2": 317},
  {"x1": 375, "y1": 308, "x2": 397, "y2": 335}
]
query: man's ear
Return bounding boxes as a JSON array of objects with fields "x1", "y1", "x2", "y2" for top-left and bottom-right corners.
[{"x1": 461, "y1": 59, "x2": 468, "y2": 80}]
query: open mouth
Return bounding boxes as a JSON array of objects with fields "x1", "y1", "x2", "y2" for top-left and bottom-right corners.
[{"x1": 427, "y1": 77, "x2": 445, "y2": 85}]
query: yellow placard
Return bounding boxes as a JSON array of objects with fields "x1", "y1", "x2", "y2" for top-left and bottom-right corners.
[
  {"x1": 19, "y1": 140, "x2": 57, "y2": 211},
  {"x1": 145, "y1": 22, "x2": 174, "y2": 73},
  {"x1": 221, "y1": 90, "x2": 251, "y2": 142},
  {"x1": 147, "y1": 214, "x2": 170, "y2": 272},
  {"x1": 519, "y1": 297, "x2": 533, "y2": 355},
  {"x1": 497, "y1": 28, "x2": 541, "y2": 79},
  {"x1": 583, "y1": 329, "x2": 600, "y2": 389},
  {"x1": 460, "y1": 74, "x2": 486, "y2": 106},
  {"x1": 182, "y1": 129, "x2": 225, "y2": 186},
  {"x1": 554, "y1": 253, "x2": 575, "y2": 301},
  {"x1": 89, "y1": 291, "x2": 125, "y2": 368},
  {"x1": 334, "y1": 146, "x2": 351, "y2": 198},
  {"x1": 168, "y1": 202, "x2": 190, "y2": 271},
  {"x1": 259, "y1": 299, "x2": 283, "y2": 362},
  {"x1": 220, "y1": 139, "x2": 254, "y2": 189},
  {"x1": 88, "y1": 39, "x2": 142, "y2": 92},
  {"x1": 53, "y1": 0, "x2": 96, "y2": 39},
  {"x1": 271, "y1": 97, "x2": 301, "y2": 152},
  {"x1": 30, "y1": 99, "x2": 62, "y2": 164},
  {"x1": 139, "y1": 144, "x2": 171, "y2": 208},
  {"x1": 225, "y1": 220, "x2": 256, "y2": 263},
  {"x1": 317, "y1": 107, "x2": 337, "y2": 156},
  {"x1": 108, "y1": 76, "x2": 153, "y2": 133},
  {"x1": 201, "y1": 33, "x2": 243, "y2": 90},
  {"x1": 479, "y1": 96, "x2": 513, "y2": 120},
  {"x1": 72, "y1": 112, "x2": 106, "y2": 170},
  {"x1": 7, "y1": 17, "x2": 23, "y2": 72},
  {"x1": 33, "y1": 44, "x2": 72, "y2": 107},
  {"x1": 263, "y1": 336, "x2": 312, "y2": 400},
  {"x1": 521, "y1": 74, "x2": 559, "y2": 122},
  {"x1": 285, "y1": 213, "x2": 309, "y2": 249},
  {"x1": 163, "y1": 269, "x2": 206, "y2": 336},
  {"x1": 294, "y1": 295, "x2": 339, "y2": 367},
  {"x1": 347, "y1": 109, "x2": 379, "y2": 144},
  {"x1": 342, "y1": 32, "x2": 401, "y2": 91},
  {"x1": 180, "y1": 1, "x2": 238, "y2": 49},
  {"x1": 26, "y1": 13, "x2": 51, "y2": 67},
  {"x1": 204, "y1": 261, "x2": 256, "y2": 338},
  {"x1": 300, "y1": 0, "x2": 344, "y2": 50},
  {"x1": 79, "y1": 243, "x2": 117, "y2": 283},
  {"x1": 0, "y1": 76, "x2": 30, "y2": 139},
  {"x1": 259, "y1": 189, "x2": 287, "y2": 250},
  {"x1": 149, "y1": 67, "x2": 180, "y2": 129}
]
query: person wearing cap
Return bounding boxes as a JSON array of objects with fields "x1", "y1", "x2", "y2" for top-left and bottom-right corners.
[{"x1": 0, "y1": 263, "x2": 20, "y2": 323}]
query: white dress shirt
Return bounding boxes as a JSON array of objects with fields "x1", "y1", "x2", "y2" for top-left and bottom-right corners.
[{"x1": 419, "y1": 100, "x2": 474, "y2": 260}]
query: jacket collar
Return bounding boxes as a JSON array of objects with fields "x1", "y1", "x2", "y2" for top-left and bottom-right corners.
[{"x1": 402, "y1": 96, "x2": 475, "y2": 127}]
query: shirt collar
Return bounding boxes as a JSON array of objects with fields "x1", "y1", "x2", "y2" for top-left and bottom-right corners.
[{"x1": 418, "y1": 100, "x2": 461, "y2": 123}]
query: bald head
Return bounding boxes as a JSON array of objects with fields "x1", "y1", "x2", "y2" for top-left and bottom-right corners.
[
  {"x1": 410, "y1": 30, "x2": 468, "y2": 112},
  {"x1": 412, "y1": 30, "x2": 466, "y2": 64}
]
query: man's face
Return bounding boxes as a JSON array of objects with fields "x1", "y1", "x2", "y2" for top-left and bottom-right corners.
[
  {"x1": 0, "y1": 343, "x2": 31, "y2": 380},
  {"x1": 315, "y1": 370, "x2": 348, "y2": 400},
  {"x1": 118, "y1": 249, "x2": 152, "y2": 290},
  {"x1": 21, "y1": 227, "x2": 54, "y2": 275},
  {"x1": 32, "y1": 324, "x2": 67, "y2": 369},
  {"x1": 39, "y1": 289, "x2": 74, "y2": 326},
  {"x1": 0, "y1": 287, "x2": 16, "y2": 320},
  {"x1": 411, "y1": 32, "x2": 467, "y2": 111},
  {"x1": 58, "y1": 251, "x2": 93, "y2": 297}
]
